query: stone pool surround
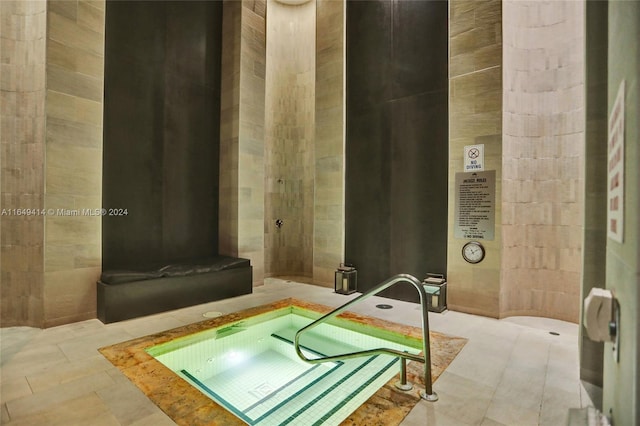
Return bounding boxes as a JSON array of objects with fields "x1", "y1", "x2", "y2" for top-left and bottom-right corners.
[{"x1": 99, "y1": 298, "x2": 467, "y2": 425}]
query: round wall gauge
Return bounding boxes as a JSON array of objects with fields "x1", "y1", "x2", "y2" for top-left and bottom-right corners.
[{"x1": 462, "y1": 241, "x2": 485, "y2": 264}]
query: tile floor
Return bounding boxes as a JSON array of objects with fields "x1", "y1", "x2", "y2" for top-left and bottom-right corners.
[{"x1": 1, "y1": 278, "x2": 595, "y2": 425}]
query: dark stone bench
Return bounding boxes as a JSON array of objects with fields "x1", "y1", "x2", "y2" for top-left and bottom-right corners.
[{"x1": 97, "y1": 256, "x2": 253, "y2": 323}]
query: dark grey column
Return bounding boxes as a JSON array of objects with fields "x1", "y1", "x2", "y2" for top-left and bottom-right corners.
[
  {"x1": 346, "y1": 0, "x2": 448, "y2": 302},
  {"x1": 103, "y1": 1, "x2": 223, "y2": 270}
]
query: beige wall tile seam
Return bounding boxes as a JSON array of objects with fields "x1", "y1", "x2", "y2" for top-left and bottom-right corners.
[{"x1": 451, "y1": 64, "x2": 502, "y2": 80}]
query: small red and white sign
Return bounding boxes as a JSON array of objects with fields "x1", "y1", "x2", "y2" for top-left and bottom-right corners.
[{"x1": 607, "y1": 80, "x2": 625, "y2": 243}]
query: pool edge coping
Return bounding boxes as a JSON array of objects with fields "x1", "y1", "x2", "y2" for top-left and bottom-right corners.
[{"x1": 98, "y1": 297, "x2": 467, "y2": 426}]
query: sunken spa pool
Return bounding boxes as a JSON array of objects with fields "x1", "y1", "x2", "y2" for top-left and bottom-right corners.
[
  {"x1": 146, "y1": 305, "x2": 421, "y2": 425},
  {"x1": 99, "y1": 298, "x2": 466, "y2": 426}
]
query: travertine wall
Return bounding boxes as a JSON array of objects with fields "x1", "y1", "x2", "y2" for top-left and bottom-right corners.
[
  {"x1": 1, "y1": 0, "x2": 105, "y2": 327},
  {"x1": 448, "y1": 0, "x2": 585, "y2": 322},
  {"x1": 0, "y1": 0, "x2": 47, "y2": 327},
  {"x1": 314, "y1": 0, "x2": 344, "y2": 286},
  {"x1": 219, "y1": 0, "x2": 266, "y2": 285},
  {"x1": 43, "y1": 0, "x2": 105, "y2": 326},
  {"x1": 219, "y1": 2, "x2": 241, "y2": 261},
  {"x1": 447, "y1": 0, "x2": 503, "y2": 317},
  {"x1": 264, "y1": 0, "x2": 315, "y2": 278},
  {"x1": 501, "y1": 0, "x2": 585, "y2": 322}
]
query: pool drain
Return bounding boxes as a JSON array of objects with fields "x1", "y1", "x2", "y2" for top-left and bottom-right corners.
[
  {"x1": 250, "y1": 382, "x2": 275, "y2": 399},
  {"x1": 376, "y1": 304, "x2": 393, "y2": 310}
]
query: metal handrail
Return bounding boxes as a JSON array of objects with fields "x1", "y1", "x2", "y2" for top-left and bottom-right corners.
[{"x1": 294, "y1": 273, "x2": 438, "y2": 401}]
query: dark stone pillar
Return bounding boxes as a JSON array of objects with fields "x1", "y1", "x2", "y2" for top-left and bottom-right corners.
[{"x1": 346, "y1": 0, "x2": 448, "y2": 302}]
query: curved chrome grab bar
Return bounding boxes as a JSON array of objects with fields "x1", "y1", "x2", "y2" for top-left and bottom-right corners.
[{"x1": 294, "y1": 273, "x2": 438, "y2": 401}]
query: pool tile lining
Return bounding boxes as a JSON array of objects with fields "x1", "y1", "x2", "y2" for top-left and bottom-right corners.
[{"x1": 99, "y1": 298, "x2": 468, "y2": 426}]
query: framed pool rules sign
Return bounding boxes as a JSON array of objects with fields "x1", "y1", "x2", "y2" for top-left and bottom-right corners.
[{"x1": 454, "y1": 170, "x2": 496, "y2": 240}]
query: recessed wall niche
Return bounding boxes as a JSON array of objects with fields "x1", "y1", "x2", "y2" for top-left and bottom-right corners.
[
  {"x1": 264, "y1": 0, "x2": 316, "y2": 278},
  {"x1": 102, "y1": 1, "x2": 223, "y2": 269}
]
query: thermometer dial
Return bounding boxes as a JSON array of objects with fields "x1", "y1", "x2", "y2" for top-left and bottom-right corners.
[{"x1": 462, "y1": 241, "x2": 485, "y2": 264}]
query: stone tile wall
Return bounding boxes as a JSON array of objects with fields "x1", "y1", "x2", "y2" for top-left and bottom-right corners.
[
  {"x1": 264, "y1": 0, "x2": 315, "y2": 278},
  {"x1": 501, "y1": 0, "x2": 585, "y2": 322},
  {"x1": 0, "y1": 0, "x2": 47, "y2": 327},
  {"x1": 448, "y1": 0, "x2": 503, "y2": 317},
  {"x1": 2, "y1": 0, "x2": 590, "y2": 327},
  {"x1": 1, "y1": 0, "x2": 105, "y2": 327},
  {"x1": 219, "y1": 0, "x2": 266, "y2": 285},
  {"x1": 219, "y1": 1, "x2": 241, "y2": 260},
  {"x1": 43, "y1": 0, "x2": 105, "y2": 326},
  {"x1": 313, "y1": 0, "x2": 344, "y2": 286}
]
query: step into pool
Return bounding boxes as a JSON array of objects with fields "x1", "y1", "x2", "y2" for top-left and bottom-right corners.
[{"x1": 146, "y1": 306, "x2": 422, "y2": 425}]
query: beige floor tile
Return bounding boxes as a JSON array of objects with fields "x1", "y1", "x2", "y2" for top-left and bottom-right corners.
[
  {"x1": 19, "y1": 326, "x2": 75, "y2": 350},
  {"x1": 6, "y1": 371, "x2": 114, "y2": 419},
  {"x1": 508, "y1": 336, "x2": 551, "y2": 370},
  {"x1": 484, "y1": 397, "x2": 541, "y2": 426},
  {"x1": 493, "y1": 367, "x2": 546, "y2": 412},
  {"x1": 3, "y1": 393, "x2": 119, "y2": 426},
  {"x1": 545, "y1": 366, "x2": 581, "y2": 395},
  {"x1": 128, "y1": 411, "x2": 178, "y2": 426},
  {"x1": 430, "y1": 310, "x2": 485, "y2": 339},
  {"x1": 403, "y1": 399, "x2": 477, "y2": 426},
  {"x1": 0, "y1": 327, "x2": 43, "y2": 366},
  {"x1": 25, "y1": 354, "x2": 113, "y2": 393},
  {"x1": 480, "y1": 418, "x2": 509, "y2": 426},
  {"x1": 167, "y1": 305, "x2": 222, "y2": 325},
  {"x1": 546, "y1": 348, "x2": 580, "y2": 385},
  {"x1": 580, "y1": 381, "x2": 600, "y2": 408},
  {"x1": 470, "y1": 318, "x2": 523, "y2": 342},
  {"x1": 539, "y1": 388, "x2": 581, "y2": 426},
  {"x1": 113, "y1": 314, "x2": 185, "y2": 339},
  {"x1": 423, "y1": 371, "x2": 495, "y2": 425},
  {"x1": 96, "y1": 382, "x2": 162, "y2": 425},
  {"x1": 0, "y1": 376, "x2": 32, "y2": 404},
  {"x1": 445, "y1": 350, "x2": 509, "y2": 389},
  {"x1": 104, "y1": 366, "x2": 137, "y2": 386},
  {"x1": 0, "y1": 279, "x2": 587, "y2": 426},
  {"x1": 1, "y1": 344, "x2": 68, "y2": 382},
  {"x1": 1, "y1": 403, "x2": 10, "y2": 423},
  {"x1": 503, "y1": 316, "x2": 578, "y2": 336},
  {"x1": 62, "y1": 318, "x2": 106, "y2": 336},
  {"x1": 57, "y1": 327, "x2": 135, "y2": 361}
]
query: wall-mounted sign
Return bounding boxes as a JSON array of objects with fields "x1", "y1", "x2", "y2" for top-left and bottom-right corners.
[
  {"x1": 454, "y1": 170, "x2": 495, "y2": 240},
  {"x1": 464, "y1": 144, "x2": 484, "y2": 172},
  {"x1": 607, "y1": 80, "x2": 625, "y2": 243}
]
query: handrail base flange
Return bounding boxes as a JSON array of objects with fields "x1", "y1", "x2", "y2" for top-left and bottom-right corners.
[
  {"x1": 395, "y1": 381, "x2": 413, "y2": 391},
  {"x1": 420, "y1": 390, "x2": 439, "y2": 402}
]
